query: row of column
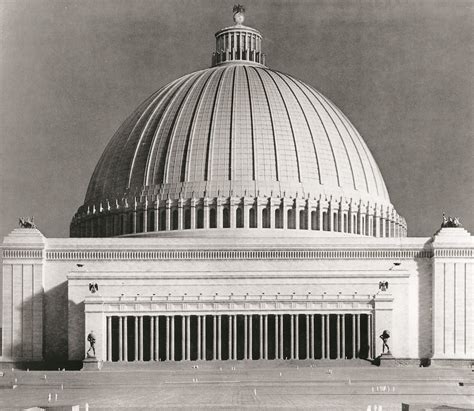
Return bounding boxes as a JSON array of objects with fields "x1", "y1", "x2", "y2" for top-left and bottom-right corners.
[
  {"x1": 74, "y1": 200, "x2": 406, "y2": 238},
  {"x1": 106, "y1": 313, "x2": 373, "y2": 362}
]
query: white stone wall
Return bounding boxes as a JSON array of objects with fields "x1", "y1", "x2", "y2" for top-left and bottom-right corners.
[{"x1": 2, "y1": 227, "x2": 472, "y2": 363}]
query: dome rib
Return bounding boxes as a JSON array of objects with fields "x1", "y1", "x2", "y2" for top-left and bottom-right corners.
[
  {"x1": 317, "y1": 91, "x2": 370, "y2": 193},
  {"x1": 286, "y1": 75, "x2": 340, "y2": 187},
  {"x1": 100, "y1": 85, "x2": 170, "y2": 201},
  {"x1": 252, "y1": 67, "x2": 280, "y2": 181},
  {"x1": 243, "y1": 66, "x2": 257, "y2": 181},
  {"x1": 302, "y1": 82, "x2": 357, "y2": 191},
  {"x1": 272, "y1": 71, "x2": 322, "y2": 185},
  {"x1": 184, "y1": 68, "x2": 222, "y2": 183},
  {"x1": 164, "y1": 70, "x2": 214, "y2": 185},
  {"x1": 127, "y1": 78, "x2": 185, "y2": 190},
  {"x1": 145, "y1": 71, "x2": 201, "y2": 186},
  {"x1": 203, "y1": 68, "x2": 226, "y2": 182},
  {"x1": 263, "y1": 68, "x2": 302, "y2": 183}
]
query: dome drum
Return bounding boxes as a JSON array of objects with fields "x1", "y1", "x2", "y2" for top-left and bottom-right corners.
[{"x1": 70, "y1": 194, "x2": 407, "y2": 238}]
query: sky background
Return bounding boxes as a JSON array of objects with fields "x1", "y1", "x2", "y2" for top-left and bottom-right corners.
[{"x1": 0, "y1": 0, "x2": 472, "y2": 239}]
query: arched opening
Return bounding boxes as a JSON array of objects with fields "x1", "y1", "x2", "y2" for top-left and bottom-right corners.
[
  {"x1": 311, "y1": 210, "x2": 317, "y2": 230},
  {"x1": 184, "y1": 208, "x2": 191, "y2": 229},
  {"x1": 353, "y1": 215, "x2": 357, "y2": 234},
  {"x1": 171, "y1": 209, "x2": 179, "y2": 230},
  {"x1": 209, "y1": 208, "x2": 217, "y2": 228},
  {"x1": 197, "y1": 208, "x2": 204, "y2": 229},
  {"x1": 322, "y1": 211, "x2": 329, "y2": 231},
  {"x1": 159, "y1": 209, "x2": 166, "y2": 231},
  {"x1": 333, "y1": 212, "x2": 339, "y2": 232},
  {"x1": 249, "y1": 208, "x2": 257, "y2": 228},
  {"x1": 137, "y1": 212, "x2": 144, "y2": 233},
  {"x1": 287, "y1": 209, "x2": 295, "y2": 229},
  {"x1": 128, "y1": 212, "x2": 134, "y2": 233},
  {"x1": 343, "y1": 213, "x2": 348, "y2": 233},
  {"x1": 236, "y1": 207, "x2": 243, "y2": 228},
  {"x1": 275, "y1": 208, "x2": 282, "y2": 229},
  {"x1": 262, "y1": 208, "x2": 270, "y2": 228},
  {"x1": 223, "y1": 207, "x2": 230, "y2": 228},
  {"x1": 299, "y1": 210, "x2": 306, "y2": 229},
  {"x1": 148, "y1": 210, "x2": 155, "y2": 232},
  {"x1": 380, "y1": 218, "x2": 384, "y2": 237}
]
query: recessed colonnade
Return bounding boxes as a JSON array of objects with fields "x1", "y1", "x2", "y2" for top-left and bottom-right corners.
[{"x1": 106, "y1": 313, "x2": 373, "y2": 362}]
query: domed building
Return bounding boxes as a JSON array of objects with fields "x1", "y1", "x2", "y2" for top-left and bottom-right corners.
[{"x1": 1, "y1": 8, "x2": 472, "y2": 367}]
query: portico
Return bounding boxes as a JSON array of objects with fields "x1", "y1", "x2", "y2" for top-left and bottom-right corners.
[{"x1": 84, "y1": 293, "x2": 390, "y2": 363}]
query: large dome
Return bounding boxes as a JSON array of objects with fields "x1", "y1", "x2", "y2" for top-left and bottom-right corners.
[{"x1": 71, "y1": 13, "x2": 406, "y2": 238}]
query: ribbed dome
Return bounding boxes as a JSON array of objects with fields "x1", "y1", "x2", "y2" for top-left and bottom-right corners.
[
  {"x1": 85, "y1": 65, "x2": 389, "y2": 205},
  {"x1": 72, "y1": 10, "x2": 406, "y2": 239}
]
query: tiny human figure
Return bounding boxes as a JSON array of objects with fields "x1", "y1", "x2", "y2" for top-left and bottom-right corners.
[
  {"x1": 87, "y1": 330, "x2": 96, "y2": 357},
  {"x1": 379, "y1": 330, "x2": 390, "y2": 353}
]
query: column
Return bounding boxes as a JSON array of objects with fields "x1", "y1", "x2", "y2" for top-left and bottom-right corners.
[
  {"x1": 124, "y1": 317, "x2": 128, "y2": 362},
  {"x1": 213, "y1": 316, "x2": 217, "y2": 360},
  {"x1": 170, "y1": 316, "x2": 175, "y2": 361},
  {"x1": 295, "y1": 315, "x2": 299, "y2": 359},
  {"x1": 165, "y1": 203, "x2": 171, "y2": 231},
  {"x1": 305, "y1": 203, "x2": 311, "y2": 230},
  {"x1": 280, "y1": 315, "x2": 284, "y2": 359},
  {"x1": 154, "y1": 200, "x2": 159, "y2": 231},
  {"x1": 367, "y1": 314, "x2": 372, "y2": 359},
  {"x1": 150, "y1": 316, "x2": 154, "y2": 361},
  {"x1": 295, "y1": 205, "x2": 300, "y2": 229},
  {"x1": 243, "y1": 204, "x2": 249, "y2": 228},
  {"x1": 269, "y1": 203, "x2": 275, "y2": 229},
  {"x1": 228, "y1": 315, "x2": 232, "y2": 360},
  {"x1": 154, "y1": 317, "x2": 159, "y2": 361},
  {"x1": 143, "y1": 204, "x2": 148, "y2": 233},
  {"x1": 139, "y1": 317, "x2": 144, "y2": 361},
  {"x1": 259, "y1": 315, "x2": 263, "y2": 359},
  {"x1": 244, "y1": 315, "x2": 248, "y2": 360},
  {"x1": 321, "y1": 315, "x2": 325, "y2": 359},
  {"x1": 325, "y1": 314, "x2": 330, "y2": 359},
  {"x1": 119, "y1": 317, "x2": 123, "y2": 361},
  {"x1": 305, "y1": 315, "x2": 310, "y2": 360},
  {"x1": 310, "y1": 314, "x2": 314, "y2": 359},
  {"x1": 264, "y1": 314, "x2": 268, "y2": 360},
  {"x1": 341, "y1": 315, "x2": 345, "y2": 360},
  {"x1": 132, "y1": 209, "x2": 137, "y2": 233},
  {"x1": 107, "y1": 317, "x2": 112, "y2": 362},
  {"x1": 166, "y1": 316, "x2": 170, "y2": 361},
  {"x1": 233, "y1": 315, "x2": 237, "y2": 360},
  {"x1": 190, "y1": 201, "x2": 196, "y2": 229},
  {"x1": 182, "y1": 316, "x2": 186, "y2": 361},
  {"x1": 275, "y1": 314, "x2": 279, "y2": 359},
  {"x1": 178, "y1": 203, "x2": 184, "y2": 230},
  {"x1": 249, "y1": 314, "x2": 253, "y2": 360},
  {"x1": 356, "y1": 314, "x2": 360, "y2": 359},
  {"x1": 218, "y1": 315, "x2": 222, "y2": 360},
  {"x1": 186, "y1": 316, "x2": 191, "y2": 361},
  {"x1": 290, "y1": 315, "x2": 294, "y2": 359},
  {"x1": 282, "y1": 205, "x2": 288, "y2": 229},
  {"x1": 352, "y1": 315, "x2": 356, "y2": 359},
  {"x1": 134, "y1": 316, "x2": 138, "y2": 361},
  {"x1": 336, "y1": 315, "x2": 340, "y2": 359},
  {"x1": 203, "y1": 200, "x2": 209, "y2": 229},
  {"x1": 202, "y1": 316, "x2": 207, "y2": 361},
  {"x1": 197, "y1": 315, "x2": 201, "y2": 361}
]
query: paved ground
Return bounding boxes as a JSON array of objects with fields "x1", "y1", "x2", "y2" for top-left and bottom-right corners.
[{"x1": 0, "y1": 361, "x2": 473, "y2": 410}]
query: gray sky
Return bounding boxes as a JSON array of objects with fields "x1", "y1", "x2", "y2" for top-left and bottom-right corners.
[{"x1": 1, "y1": 0, "x2": 472, "y2": 239}]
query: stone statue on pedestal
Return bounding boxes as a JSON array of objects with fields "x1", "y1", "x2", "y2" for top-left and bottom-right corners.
[
  {"x1": 380, "y1": 330, "x2": 390, "y2": 354},
  {"x1": 86, "y1": 330, "x2": 96, "y2": 358}
]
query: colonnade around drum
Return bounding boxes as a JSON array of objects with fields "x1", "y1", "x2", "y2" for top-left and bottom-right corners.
[
  {"x1": 72, "y1": 196, "x2": 407, "y2": 238},
  {"x1": 105, "y1": 313, "x2": 374, "y2": 362}
]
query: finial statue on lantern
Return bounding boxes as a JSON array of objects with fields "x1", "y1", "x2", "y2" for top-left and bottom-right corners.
[{"x1": 233, "y1": 4, "x2": 245, "y2": 25}]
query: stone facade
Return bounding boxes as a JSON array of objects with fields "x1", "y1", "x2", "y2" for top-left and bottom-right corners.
[{"x1": 1, "y1": 227, "x2": 472, "y2": 364}]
